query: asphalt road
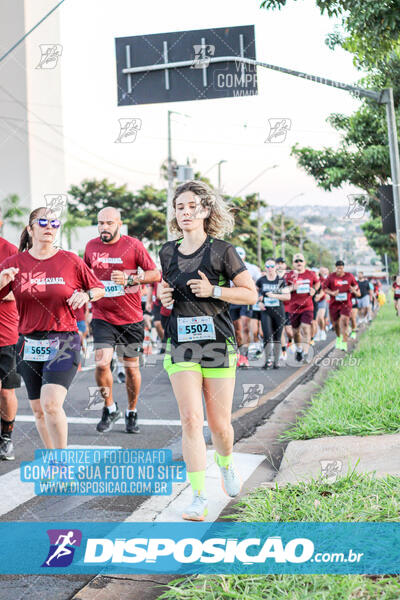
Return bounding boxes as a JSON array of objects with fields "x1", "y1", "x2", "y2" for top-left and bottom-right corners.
[{"x1": 0, "y1": 333, "x2": 335, "y2": 600}]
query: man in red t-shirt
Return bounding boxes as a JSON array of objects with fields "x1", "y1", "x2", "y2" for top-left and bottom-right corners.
[
  {"x1": 323, "y1": 260, "x2": 360, "y2": 351},
  {"x1": 0, "y1": 237, "x2": 21, "y2": 460},
  {"x1": 84, "y1": 207, "x2": 160, "y2": 435},
  {"x1": 284, "y1": 253, "x2": 319, "y2": 362}
]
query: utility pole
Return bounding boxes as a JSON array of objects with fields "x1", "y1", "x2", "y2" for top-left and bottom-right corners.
[
  {"x1": 218, "y1": 160, "x2": 227, "y2": 193},
  {"x1": 384, "y1": 252, "x2": 390, "y2": 285},
  {"x1": 270, "y1": 208, "x2": 276, "y2": 259},
  {"x1": 167, "y1": 110, "x2": 190, "y2": 240},
  {"x1": 257, "y1": 193, "x2": 262, "y2": 268},
  {"x1": 167, "y1": 110, "x2": 173, "y2": 240}
]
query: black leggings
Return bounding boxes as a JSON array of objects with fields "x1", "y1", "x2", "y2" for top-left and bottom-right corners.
[{"x1": 260, "y1": 308, "x2": 285, "y2": 361}]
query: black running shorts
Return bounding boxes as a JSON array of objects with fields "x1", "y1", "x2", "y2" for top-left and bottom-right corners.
[
  {"x1": 0, "y1": 344, "x2": 21, "y2": 390},
  {"x1": 16, "y1": 332, "x2": 80, "y2": 400},
  {"x1": 91, "y1": 318, "x2": 144, "y2": 358}
]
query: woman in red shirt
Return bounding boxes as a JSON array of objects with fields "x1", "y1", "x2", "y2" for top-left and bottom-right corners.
[{"x1": 0, "y1": 207, "x2": 104, "y2": 449}]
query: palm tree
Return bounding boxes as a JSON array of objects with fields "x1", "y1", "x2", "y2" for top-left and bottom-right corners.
[
  {"x1": 60, "y1": 207, "x2": 91, "y2": 249},
  {"x1": 0, "y1": 194, "x2": 29, "y2": 235}
]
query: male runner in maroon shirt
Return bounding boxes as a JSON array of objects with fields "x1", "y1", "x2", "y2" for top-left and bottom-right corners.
[
  {"x1": 323, "y1": 260, "x2": 360, "y2": 351},
  {"x1": 84, "y1": 207, "x2": 160, "y2": 434},
  {"x1": 0, "y1": 237, "x2": 21, "y2": 460},
  {"x1": 284, "y1": 253, "x2": 319, "y2": 362}
]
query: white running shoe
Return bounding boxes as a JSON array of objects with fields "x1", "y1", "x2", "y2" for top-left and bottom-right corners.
[
  {"x1": 215, "y1": 453, "x2": 242, "y2": 497},
  {"x1": 320, "y1": 330, "x2": 327, "y2": 340},
  {"x1": 182, "y1": 491, "x2": 208, "y2": 521}
]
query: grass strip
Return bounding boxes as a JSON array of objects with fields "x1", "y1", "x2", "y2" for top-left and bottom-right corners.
[{"x1": 283, "y1": 304, "x2": 400, "y2": 440}]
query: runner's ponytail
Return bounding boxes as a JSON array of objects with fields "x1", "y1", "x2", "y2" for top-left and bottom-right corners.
[
  {"x1": 18, "y1": 207, "x2": 47, "y2": 252},
  {"x1": 19, "y1": 226, "x2": 32, "y2": 252}
]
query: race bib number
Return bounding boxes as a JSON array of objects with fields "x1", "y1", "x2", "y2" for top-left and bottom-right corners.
[
  {"x1": 24, "y1": 338, "x2": 59, "y2": 361},
  {"x1": 296, "y1": 281, "x2": 310, "y2": 294},
  {"x1": 336, "y1": 292, "x2": 347, "y2": 302},
  {"x1": 177, "y1": 316, "x2": 216, "y2": 342},
  {"x1": 264, "y1": 297, "x2": 280, "y2": 307},
  {"x1": 102, "y1": 280, "x2": 125, "y2": 298}
]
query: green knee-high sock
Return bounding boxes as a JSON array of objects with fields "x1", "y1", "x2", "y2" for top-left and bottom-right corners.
[
  {"x1": 215, "y1": 452, "x2": 233, "y2": 468},
  {"x1": 187, "y1": 470, "x2": 206, "y2": 494}
]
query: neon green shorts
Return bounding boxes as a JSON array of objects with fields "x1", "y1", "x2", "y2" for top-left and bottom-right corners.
[{"x1": 163, "y1": 339, "x2": 237, "y2": 379}]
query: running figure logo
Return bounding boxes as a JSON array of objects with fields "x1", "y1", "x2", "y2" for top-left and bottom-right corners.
[
  {"x1": 44, "y1": 194, "x2": 67, "y2": 217},
  {"x1": 191, "y1": 44, "x2": 215, "y2": 68},
  {"x1": 320, "y1": 460, "x2": 343, "y2": 483},
  {"x1": 36, "y1": 44, "x2": 63, "y2": 69},
  {"x1": 115, "y1": 118, "x2": 142, "y2": 143},
  {"x1": 265, "y1": 118, "x2": 291, "y2": 143},
  {"x1": 87, "y1": 386, "x2": 110, "y2": 410},
  {"x1": 240, "y1": 383, "x2": 264, "y2": 408},
  {"x1": 344, "y1": 194, "x2": 368, "y2": 220},
  {"x1": 42, "y1": 529, "x2": 82, "y2": 567}
]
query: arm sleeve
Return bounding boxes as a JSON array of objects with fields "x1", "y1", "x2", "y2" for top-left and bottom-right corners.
[
  {"x1": 76, "y1": 257, "x2": 104, "y2": 290},
  {"x1": 135, "y1": 240, "x2": 157, "y2": 272},
  {"x1": 222, "y1": 245, "x2": 247, "y2": 282}
]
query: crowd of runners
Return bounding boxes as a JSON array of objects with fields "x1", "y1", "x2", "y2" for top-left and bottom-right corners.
[{"x1": 0, "y1": 181, "x2": 386, "y2": 520}]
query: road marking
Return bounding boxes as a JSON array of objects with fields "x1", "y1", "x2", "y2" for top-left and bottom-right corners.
[
  {"x1": 15, "y1": 415, "x2": 189, "y2": 426},
  {"x1": 126, "y1": 450, "x2": 265, "y2": 522},
  {"x1": 232, "y1": 338, "x2": 336, "y2": 421},
  {"x1": 0, "y1": 445, "x2": 121, "y2": 517}
]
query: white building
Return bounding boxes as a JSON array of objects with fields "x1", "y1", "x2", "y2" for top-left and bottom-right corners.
[{"x1": 0, "y1": 0, "x2": 66, "y2": 244}]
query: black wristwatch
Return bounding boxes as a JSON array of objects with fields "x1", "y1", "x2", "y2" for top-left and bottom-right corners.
[
  {"x1": 87, "y1": 290, "x2": 94, "y2": 301},
  {"x1": 125, "y1": 274, "x2": 135, "y2": 288}
]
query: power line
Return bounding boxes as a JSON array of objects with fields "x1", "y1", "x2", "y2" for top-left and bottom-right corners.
[{"x1": 0, "y1": 1, "x2": 66, "y2": 64}]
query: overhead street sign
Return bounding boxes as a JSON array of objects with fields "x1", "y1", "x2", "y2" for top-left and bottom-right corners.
[{"x1": 115, "y1": 25, "x2": 257, "y2": 105}]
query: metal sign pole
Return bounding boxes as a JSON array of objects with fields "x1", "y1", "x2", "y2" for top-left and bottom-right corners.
[
  {"x1": 381, "y1": 88, "x2": 400, "y2": 265},
  {"x1": 167, "y1": 110, "x2": 174, "y2": 241}
]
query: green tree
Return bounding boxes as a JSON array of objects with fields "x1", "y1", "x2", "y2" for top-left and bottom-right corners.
[
  {"x1": 0, "y1": 193, "x2": 29, "y2": 235},
  {"x1": 68, "y1": 179, "x2": 167, "y2": 249},
  {"x1": 260, "y1": 0, "x2": 400, "y2": 68},
  {"x1": 60, "y1": 207, "x2": 91, "y2": 250}
]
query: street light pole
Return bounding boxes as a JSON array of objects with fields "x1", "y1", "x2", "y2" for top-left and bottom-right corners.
[
  {"x1": 167, "y1": 110, "x2": 190, "y2": 240},
  {"x1": 257, "y1": 192, "x2": 262, "y2": 268},
  {"x1": 382, "y1": 88, "x2": 400, "y2": 263},
  {"x1": 167, "y1": 110, "x2": 173, "y2": 240},
  {"x1": 218, "y1": 160, "x2": 227, "y2": 193}
]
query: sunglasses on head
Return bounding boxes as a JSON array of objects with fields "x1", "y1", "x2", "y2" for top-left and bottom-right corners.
[
  {"x1": 32, "y1": 218, "x2": 61, "y2": 229},
  {"x1": 294, "y1": 259, "x2": 304, "y2": 263}
]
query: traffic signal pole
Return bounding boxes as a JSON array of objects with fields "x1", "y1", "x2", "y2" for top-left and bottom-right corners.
[{"x1": 126, "y1": 56, "x2": 400, "y2": 257}]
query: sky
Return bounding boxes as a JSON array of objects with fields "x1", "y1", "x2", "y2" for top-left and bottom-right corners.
[{"x1": 56, "y1": 0, "x2": 364, "y2": 210}]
